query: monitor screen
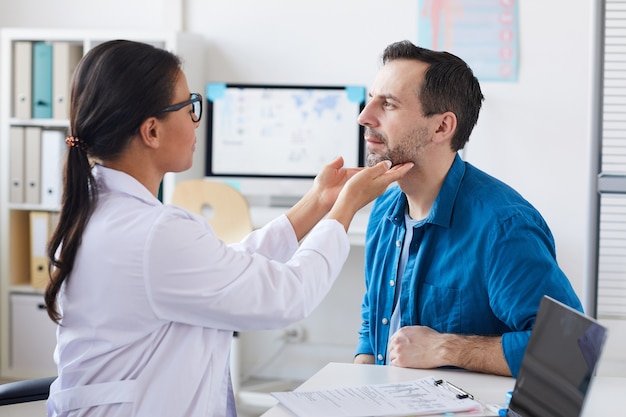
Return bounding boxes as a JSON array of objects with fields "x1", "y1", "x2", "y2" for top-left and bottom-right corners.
[{"x1": 205, "y1": 83, "x2": 366, "y2": 180}]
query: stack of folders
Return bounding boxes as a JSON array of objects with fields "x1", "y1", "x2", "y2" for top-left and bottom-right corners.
[
  {"x1": 10, "y1": 41, "x2": 80, "y2": 289},
  {"x1": 29, "y1": 211, "x2": 60, "y2": 289},
  {"x1": 10, "y1": 39, "x2": 81, "y2": 205},
  {"x1": 9, "y1": 127, "x2": 65, "y2": 289},
  {"x1": 9, "y1": 127, "x2": 66, "y2": 207},
  {"x1": 12, "y1": 40, "x2": 83, "y2": 119}
]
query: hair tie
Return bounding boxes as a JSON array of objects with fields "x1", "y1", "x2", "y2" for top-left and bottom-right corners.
[{"x1": 66, "y1": 136, "x2": 84, "y2": 150}]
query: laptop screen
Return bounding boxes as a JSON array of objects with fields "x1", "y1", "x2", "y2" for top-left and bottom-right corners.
[{"x1": 506, "y1": 296, "x2": 607, "y2": 417}]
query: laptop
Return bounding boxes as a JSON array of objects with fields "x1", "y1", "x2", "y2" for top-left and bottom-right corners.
[{"x1": 505, "y1": 296, "x2": 608, "y2": 417}]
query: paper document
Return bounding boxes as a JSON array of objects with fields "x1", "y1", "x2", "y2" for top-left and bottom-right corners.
[{"x1": 271, "y1": 376, "x2": 481, "y2": 417}]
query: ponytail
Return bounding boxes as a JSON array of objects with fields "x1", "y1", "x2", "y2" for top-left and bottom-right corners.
[
  {"x1": 43, "y1": 40, "x2": 182, "y2": 323},
  {"x1": 45, "y1": 144, "x2": 96, "y2": 323}
]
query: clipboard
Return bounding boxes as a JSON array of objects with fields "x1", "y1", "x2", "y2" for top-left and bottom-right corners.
[
  {"x1": 271, "y1": 375, "x2": 483, "y2": 417},
  {"x1": 434, "y1": 378, "x2": 474, "y2": 399}
]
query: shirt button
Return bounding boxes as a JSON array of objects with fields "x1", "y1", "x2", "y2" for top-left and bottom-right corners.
[
  {"x1": 377, "y1": 354, "x2": 384, "y2": 361},
  {"x1": 389, "y1": 280, "x2": 395, "y2": 287},
  {"x1": 382, "y1": 318, "x2": 389, "y2": 325},
  {"x1": 395, "y1": 240, "x2": 401, "y2": 247}
]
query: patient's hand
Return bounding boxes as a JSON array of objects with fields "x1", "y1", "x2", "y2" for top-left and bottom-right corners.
[
  {"x1": 353, "y1": 354, "x2": 375, "y2": 365},
  {"x1": 387, "y1": 326, "x2": 446, "y2": 368}
]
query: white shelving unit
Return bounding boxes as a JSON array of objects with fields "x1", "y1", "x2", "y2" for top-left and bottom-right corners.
[{"x1": 0, "y1": 28, "x2": 205, "y2": 380}]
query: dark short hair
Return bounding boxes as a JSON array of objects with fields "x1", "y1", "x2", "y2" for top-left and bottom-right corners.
[{"x1": 382, "y1": 40, "x2": 484, "y2": 151}]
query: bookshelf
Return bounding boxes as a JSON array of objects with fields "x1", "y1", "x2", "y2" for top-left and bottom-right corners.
[{"x1": 0, "y1": 28, "x2": 205, "y2": 379}]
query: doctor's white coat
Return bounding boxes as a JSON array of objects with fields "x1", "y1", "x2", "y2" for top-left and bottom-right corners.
[{"x1": 47, "y1": 165, "x2": 350, "y2": 417}]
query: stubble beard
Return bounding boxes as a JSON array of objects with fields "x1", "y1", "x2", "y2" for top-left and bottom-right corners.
[
  {"x1": 365, "y1": 128, "x2": 403, "y2": 168},
  {"x1": 366, "y1": 127, "x2": 428, "y2": 168}
]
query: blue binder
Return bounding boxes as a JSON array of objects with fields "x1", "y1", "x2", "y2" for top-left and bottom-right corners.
[{"x1": 32, "y1": 42, "x2": 53, "y2": 119}]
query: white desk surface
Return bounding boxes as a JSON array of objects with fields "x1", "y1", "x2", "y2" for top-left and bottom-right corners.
[
  {"x1": 261, "y1": 362, "x2": 625, "y2": 416},
  {"x1": 4, "y1": 362, "x2": 623, "y2": 416}
]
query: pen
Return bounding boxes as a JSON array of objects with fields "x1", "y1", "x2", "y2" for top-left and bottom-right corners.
[{"x1": 433, "y1": 379, "x2": 475, "y2": 400}]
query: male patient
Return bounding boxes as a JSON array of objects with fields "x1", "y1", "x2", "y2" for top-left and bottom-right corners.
[{"x1": 353, "y1": 40, "x2": 582, "y2": 377}]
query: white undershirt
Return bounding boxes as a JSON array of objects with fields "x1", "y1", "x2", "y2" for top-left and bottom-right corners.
[{"x1": 386, "y1": 212, "x2": 424, "y2": 364}]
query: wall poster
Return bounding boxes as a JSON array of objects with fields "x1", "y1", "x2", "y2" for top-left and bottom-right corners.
[{"x1": 417, "y1": 0, "x2": 519, "y2": 82}]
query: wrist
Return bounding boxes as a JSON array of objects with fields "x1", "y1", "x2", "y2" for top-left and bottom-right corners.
[
  {"x1": 309, "y1": 184, "x2": 335, "y2": 213},
  {"x1": 438, "y1": 333, "x2": 462, "y2": 367}
]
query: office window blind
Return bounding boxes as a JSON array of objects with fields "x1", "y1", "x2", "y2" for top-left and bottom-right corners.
[
  {"x1": 598, "y1": 194, "x2": 626, "y2": 317},
  {"x1": 602, "y1": 1, "x2": 626, "y2": 175},
  {"x1": 598, "y1": 0, "x2": 626, "y2": 318}
]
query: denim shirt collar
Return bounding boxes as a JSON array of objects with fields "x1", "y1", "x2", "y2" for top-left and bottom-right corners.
[{"x1": 388, "y1": 153, "x2": 466, "y2": 229}]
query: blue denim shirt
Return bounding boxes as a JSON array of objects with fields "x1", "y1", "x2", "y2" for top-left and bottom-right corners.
[{"x1": 355, "y1": 154, "x2": 582, "y2": 377}]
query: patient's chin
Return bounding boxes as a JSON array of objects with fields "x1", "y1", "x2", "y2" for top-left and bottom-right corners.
[{"x1": 366, "y1": 154, "x2": 386, "y2": 167}]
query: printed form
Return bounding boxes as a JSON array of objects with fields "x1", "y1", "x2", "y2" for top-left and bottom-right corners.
[{"x1": 271, "y1": 376, "x2": 482, "y2": 417}]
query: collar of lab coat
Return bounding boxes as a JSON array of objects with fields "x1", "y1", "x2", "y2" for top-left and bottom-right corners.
[{"x1": 92, "y1": 164, "x2": 162, "y2": 207}]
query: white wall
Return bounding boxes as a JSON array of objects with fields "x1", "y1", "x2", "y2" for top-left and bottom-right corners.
[
  {"x1": 188, "y1": 0, "x2": 596, "y2": 302},
  {"x1": 2, "y1": 0, "x2": 612, "y2": 377}
]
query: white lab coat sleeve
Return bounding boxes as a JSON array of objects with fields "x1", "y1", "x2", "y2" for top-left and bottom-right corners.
[
  {"x1": 228, "y1": 214, "x2": 300, "y2": 262},
  {"x1": 143, "y1": 207, "x2": 350, "y2": 331}
]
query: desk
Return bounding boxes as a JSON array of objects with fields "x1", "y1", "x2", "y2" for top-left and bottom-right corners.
[
  {"x1": 5, "y1": 363, "x2": 624, "y2": 416},
  {"x1": 261, "y1": 362, "x2": 625, "y2": 416}
]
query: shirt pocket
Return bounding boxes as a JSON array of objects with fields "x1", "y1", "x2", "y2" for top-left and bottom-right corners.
[{"x1": 418, "y1": 283, "x2": 461, "y2": 333}]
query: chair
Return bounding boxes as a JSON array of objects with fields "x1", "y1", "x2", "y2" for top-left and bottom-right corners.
[
  {"x1": 0, "y1": 375, "x2": 55, "y2": 406},
  {"x1": 171, "y1": 179, "x2": 253, "y2": 244}
]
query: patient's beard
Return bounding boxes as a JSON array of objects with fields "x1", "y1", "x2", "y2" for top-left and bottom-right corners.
[{"x1": 366, "y1": 126, "x2": 429, "y2": 168}]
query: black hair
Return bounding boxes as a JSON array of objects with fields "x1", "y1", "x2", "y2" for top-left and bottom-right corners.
[
  {"x1": 382, "y1": 40, "x2": 484, "y2": 151},
  {"x1": 45, "y1": 40, "x2": 182, "y2": 323}
]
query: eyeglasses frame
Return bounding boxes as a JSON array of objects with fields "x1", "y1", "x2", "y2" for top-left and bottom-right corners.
[{"x1": 160, "y1": 92, "x2": 203, "y2": 123}]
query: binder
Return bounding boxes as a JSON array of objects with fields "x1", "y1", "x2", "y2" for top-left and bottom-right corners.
[
  {"x1": 29, "y1": 211, "x2": 50, "y2": 289},
  {"x1": 32, "y1": 41, "x2": 53, "y2": 119},
  {"x1": 9, "y1": 126, "x2": 25, "y2": 203},
  {"x1": 52, "y1": 42, "x2": 82, "y2": 119},
  {"x1": 40, "y1": 130, "x2": 67, "y2": 207},
  {"x1": 24, "y1": 126, "x2": 42, "y2": 204},
  {"x1": 12, "y1": 41, "x2": 32, "y2": 119}
]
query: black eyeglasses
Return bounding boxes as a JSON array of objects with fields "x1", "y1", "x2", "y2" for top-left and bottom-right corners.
[{"x1": 161, "y1": 93, "x2": 203, "y2": 123}]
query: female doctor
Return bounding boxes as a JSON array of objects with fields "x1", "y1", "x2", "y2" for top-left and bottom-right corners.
[{"x1": 43, "y1": 40, "x2": 413, "y2": 417}]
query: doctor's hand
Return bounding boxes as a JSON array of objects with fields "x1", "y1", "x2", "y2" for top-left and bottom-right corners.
[
  {"x1": 286, "y1": 157, "x2": 412, "y2": 240},
  {"x1": 312, "y1": 156, "x2": 362, "y2": 212},
  {"x1": 327, "y1": 159, "x2": 414, "y2": 231},
  {"x1": 387, "y1": 325, "x2": 449, "y2": 369}
]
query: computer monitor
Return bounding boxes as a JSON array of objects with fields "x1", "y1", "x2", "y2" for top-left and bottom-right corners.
[{"x1": 204, "y1": 83, "x2": 366, "y2": 205}]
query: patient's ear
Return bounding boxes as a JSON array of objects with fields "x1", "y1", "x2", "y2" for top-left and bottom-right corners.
[{"x1": 433, "y1": 111, "x2": 457, "y2": 144}]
